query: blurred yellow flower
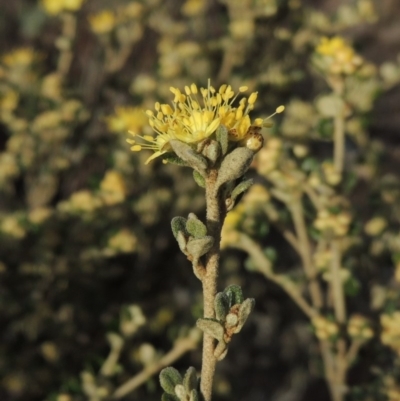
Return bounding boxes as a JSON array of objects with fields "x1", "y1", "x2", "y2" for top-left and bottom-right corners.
[
  {"x1": 2, "y1": 48, "x2": 36, "y2": 67},
  {"x1": 106, "y1": 106, "x2": 147, "y2": 133},
  {"x1": 107, "y1": 229, "x2": 137, "y2": 253},
  {"x1": 381, "y1": 312, "x2": 400, "y2": 354},
  {"x1": 63, "y1": 0, "x2": 84, "y2": 12},
  {"x1": 181, "y1": 0, "x2": 207, "y2": 16},
  {"x1": 88, "y1": 10, "x2": 116, "y2": 34},
  {"x1": 0, "y1": 216, "x2": 26, "y2": 239},
  {"x1": 41, "y1": 0, "x2": 84, "y2": 15},
  {"x1": 99, "y1": 170, "x2": 127, "y2": 205},
  {"x1": 315, "y1": 36, "x2": 363, "y2": 75}
]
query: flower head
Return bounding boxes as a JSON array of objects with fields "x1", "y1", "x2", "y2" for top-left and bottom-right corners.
[{"x1": 128, "y1": 80, "x2": 283, "y2": 164}]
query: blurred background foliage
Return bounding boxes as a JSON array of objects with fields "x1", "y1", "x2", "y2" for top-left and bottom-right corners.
[{"x1": 1, "y1": 0, "x2": 400, "y2": 401}]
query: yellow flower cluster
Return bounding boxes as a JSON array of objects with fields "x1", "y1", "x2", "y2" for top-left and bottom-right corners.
[
  {"x1": 99, "y1": 170, "x2": 127, "y2": 205},
  {"x1": 347, "y1": 314, "x2": 373, "y2": 340},
  {"x1": 107, "y1": 229, "x2": 137, "y2": 253},
  {"x1": 106, "y1": 106, "x2": 148, "y2": 134},
  {"x1": 88, "y1": 10, "x2": 116, "y2": 35},
  {"x1": 364, "y1": 216, "x2": 387, "y2": 236},
  {"x1": 315, "y1": 36, "x2": 363, "y2": 75},
  {"x1": 313, "y1": 209, "x2": 352, "y2": 236},
  {"x1": 41, "y1": 0, "x2": 85, "y2": 15},
  {"x1": 381, "y1": 312, "x2": 400, "y2": 355},
  {"x1": 312, "y1": 316, "x2": 339, "y2": 340},
  {"x1": 1, "y1": 48, "x2": 37, "y2": 67},
  {"x1": 127, "y1": 80, "x2": 266, "y2": 164},
  {"x1": 220, "y1": 205, "x2": 244, "y2": 249}
]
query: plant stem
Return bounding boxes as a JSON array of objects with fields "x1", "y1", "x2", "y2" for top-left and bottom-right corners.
[
  {"x1": 200, "y1": 169, "x2": 225, "y2": 401},
  {"x1": 290, "y1": 198, "x2": 323, "y2": 309},
  {"x1": 113, "y1": 334, "x2": 199, "y2": 399}
]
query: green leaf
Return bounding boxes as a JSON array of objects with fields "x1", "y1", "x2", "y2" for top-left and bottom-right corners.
[
  {"x1": 203, "y1": 140, "x2": 221, "y2": 163},
  {"x1": 214, "y1": 293, "x2": 229, "y2": 321},
  {"x1": 186, "y1": 216, "x2": 207, "y2": 238},
  {"x1": 189, "y1": 389, "x2": 200, "y2": 401},
  {"x1": 169, "y1": 140, "x2": 208, "y2": 173},
  {"x1": 186, "y1": 236, "x2": 214, "y2": 258},
  {"x1": 193, "y1": 170, "x2": 205, "y2": 188},
  {"x1": 235, "y1": 298, "x2": 255, "y2": 333},
  {"x1": 223, "y1": 285, "x2": 244, "y2": 306},
  {"x1": 160, "y1": 367, "x2": 182, "y2": 395},
  {"x1": 196, "y1": 318, "x2": 225, "y2": 341},
  {"x1": 216, "y1": 147, "x2": 254, "y2": 190},
  {"x1": 171, "y1": 217, "x2": 187, "y2": 239},
  {"x1": 161, "y1": 394, "x2": 180, "y2": 401},
  {"x1": 163, "y1": 153, "x2": 190, "y2": 166},
  {"x1": 183, "y1": 367, "x2": 198, "y2": 394},
  {"x1": 230, "y1": 179, "x2": 253, "y2": 205},
  {"x1": 216, "y1": 125, "x2": 229, "y2": 155}
]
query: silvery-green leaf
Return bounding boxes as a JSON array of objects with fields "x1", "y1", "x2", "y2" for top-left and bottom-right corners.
[
  {"x1": 177, "y1": 231, "x2": 187, "y2": 253},
  {"x1": 160, "y1": 367, "x2": 182, "y2": 395},
  {"x1": 196, "y1": 318, "x2": 224, "y2": 341},
  {"x1": 163, "y1": 153, "x2": 190, "y2": 166},
  {"x1": 183, "y1": 367, "x2": 198, "y2": 394},
  {"x1": 169, "y1": 140, "x2": 208, "y2": 173},
  {"x1": 174, "y1": 384, "x2": 186, "y2": 400},
  {"x1": 203, "y1": 140, "x2": 221, "y2": 164},
  {"x1": 223, "y1": 285, "x2": 244, "y2": 307},
  {"x1": 214, "y1": 293, "x2": 229, "y2": 321},
  {"x1": 230, "y1": 179, "x2": 253, "y2": 204},
  {"x1": 171, "y1": 217, "x2": 187, "y2": 239},
  {"x1": 193, "y1": 170, "x2": 206, "y2": 188},
  {"x1": 216, "y1": 125, "x2": 229, "y2": 155},
  {"x1": 213, "y1": 341, "x2": 228, "y2": 361},
  {"x1": 162, "y1": 393, "x2": 180, "y2": 401},
  {"x1": 216, "y1": 147, "x2": 254, "y2": 190},
  {"x1": 225, "y1": 313, "x2": 238, "y2": 328},
  {"x1": 234, "y1": 298, "x2": 255, "y2": 333},
  {"x1": 186, "y1": 217, "x2": 207, "y2": 238},
  {"x1": 186, "y1": 236, "x2": 214, "y2": 259},
  {"x1": 189, "y1": 389, "x2": 200, "y2": 401}
]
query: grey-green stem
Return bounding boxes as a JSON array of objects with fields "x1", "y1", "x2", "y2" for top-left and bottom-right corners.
[{"x1": 200, "y1": 169, "x2": 225, "y2": 401}]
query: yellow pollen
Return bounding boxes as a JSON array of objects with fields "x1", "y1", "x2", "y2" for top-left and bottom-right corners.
[
  {"x1": 248, "y1": 92, "x2": 258, "y2": 105},
  {"x1": 276, "y1": 105, "x2": 285, "y2": 113},
  {"x1": 185, "y1": 86, "x2": 191, "y2": 95},
  {"x1": 239, "y1": 86, "x2": 248, "y2": 92},
  {"x1": 131, "y1": 145, "x2": 142, "y2": 151},
  {"x1": 190, "y1": 83, "x2": 198, "y2": 94}
]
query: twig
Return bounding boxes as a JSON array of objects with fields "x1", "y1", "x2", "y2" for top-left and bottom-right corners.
[
  {"x1": 57, "y1": 12, "x2": 77, "y2": 77},
  {"x1": 112, "y1": 335, "x2": 199, "y2": 399},
  {"x1": 289, "y1": 198, "x2": 323, "y2": 309},
  {"x1": 233, "y1": 233, "x2": 318, "y2": 319},
  {"x1": 200, "y1": 169, "x2": 226, "y2": 401}
]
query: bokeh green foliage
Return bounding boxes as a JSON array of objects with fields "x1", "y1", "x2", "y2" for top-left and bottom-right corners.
[{"x1": 1, "y1": 0, "x2": 400, "y2": 400}]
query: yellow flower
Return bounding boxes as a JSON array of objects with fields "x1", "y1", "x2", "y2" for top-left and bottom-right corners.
[
  {"x1": 106, "y1": 106, "x2": 147, "y2": 133},
  {"x1": 128, "y1": 80, "x2": 268, "y2": 164},
  {"x1": 107, "y1": 229, "x2": 137, "y2": 253},
  {"x1": 63, "y1": 0, "x2": 84, "y2": 12},
  {"x1": 41, "y1": 0, "x2": 84, "y2": 15},
  {"x1": 88, "y1": 10, "x2": 116, "y2": 35},
  {"x1": 99, "y1": 170, "x2": 127, "y2": 205},
  {"x1": 2, "y1": 48, "x2": 36, "y2": 67},
  {"x1": 315, "y1": 36, "x2": 363, "y2": 75},
  {"x1": 41, "y1": 0, "x2": 64, "y2": 15}
]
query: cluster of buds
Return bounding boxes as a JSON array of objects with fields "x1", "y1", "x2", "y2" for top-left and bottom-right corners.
[
  {"x1": 347, "y1": 314, "x2": 373, "y2": 341},
  {"x1": 313, "y1": 209, "x2": 352, "y2": 237},
  {"x1": 314, "y1": 36, "x2": 364, "y2": 76},
  {"x1": 159, "y1": 367, "x2": 199, "y2": 401},
  {"x1": 312, "y1": 315, "x2": 339, "y2": 340},
  {"x1": 381, "y1": 312, "x2": 400, "y2": 355},
  {"x1": 196, "y1": 285, "x2": 255, "y2": 360}
]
